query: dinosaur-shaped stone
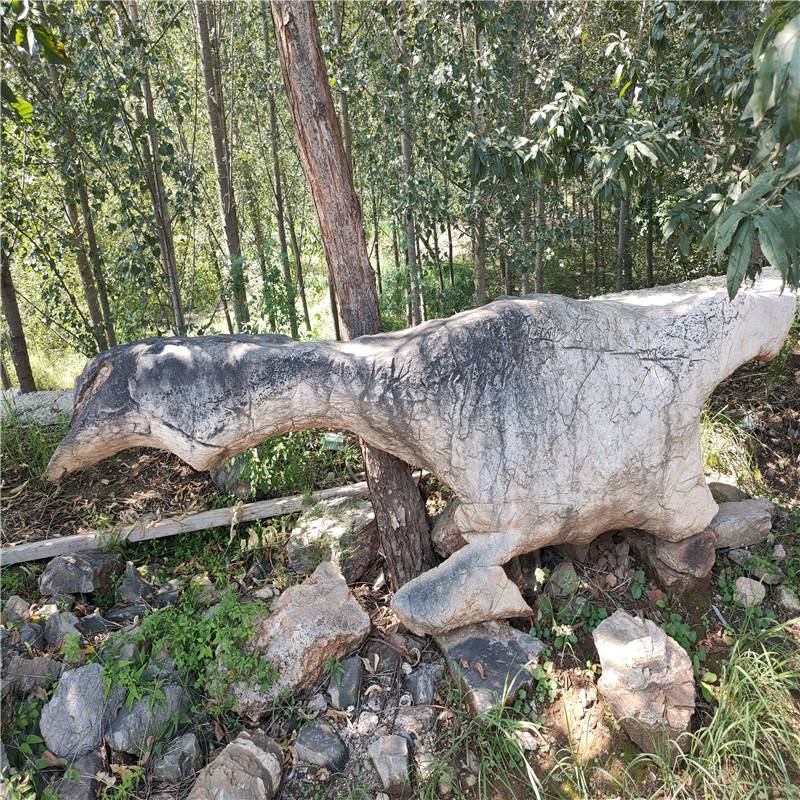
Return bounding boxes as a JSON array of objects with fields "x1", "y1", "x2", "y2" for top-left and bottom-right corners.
[{"x1": 47, "y1": 271, "x2": 796, "y2": 634}]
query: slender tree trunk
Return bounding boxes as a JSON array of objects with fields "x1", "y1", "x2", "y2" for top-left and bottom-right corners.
[
  {"x1": 444, "y1": 170, "x2": 454, "y2": 286},
  {"x1": 534, "y1": 191, "x2": 545, "y2": 293},
  {"x1": 127, "y1": 0, "x2": 184, "y2": 336},
  {"x1": 472, "y1": 18, "x2": 487, "y2": 306},
  {"x1": 598, "y1": 199, "x2": 605, "y2": 290},
  {"x1": 331, "y1": 0, "x2": 353, "y2": 168},
  {"x1": 0, "y1": 255, "x2": 36, "y2": 393},
  {"x1": 1, "y1": 357, "x2": 11, "y2": 392},
  {"x1": 208, "y1": 243, "x2": 235, "y2": 334},
  {"x1": 645, "y1": 186, "x2": 655, "y2": 288},
  {"x1": 196, "y1": 0, "x2": 249, "y2": 330},
  {"x1": 616, "y1": 192, "x2": 630, "y2": 292},
  {"x1": 372, "y1": 190, "x2": 382, "y2": 294},
  {"x1": 286, "y1": 203, "x2": 312, "y2": 333},
  {"x1": 399, "y1": 45, "x2": 421, "y2": 326},
  {"x1": 245, "y1": 187, "x2": 277, "y2": 332},
  {"x1": 271, "y1": 0, "x2": 434, "y2": 588},
  {"x1": 579, "y1": 193, "x2": 587, "y2": 293},
  {"x1": 592, "y1": 196, "x2": 599, "y2": 293}
]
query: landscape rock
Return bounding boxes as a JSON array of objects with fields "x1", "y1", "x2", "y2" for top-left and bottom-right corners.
[
  {"x1": 777, "y1": 586, "x2": 800, "y2": 613},
  {"x1": 4, "y1": 595, "x2": 30, "y2": 625},
  {"x1": 44, "y1": 612, "x2": 81, "y2": 649},
  {"x1": 545, "y1": 561, "x2": 580, "y2": 598},
  {"x1": 117, "y1": 562, "x2": 154, "y2": 604},
  {"x1": 751, "y1": 563, "x2": 784, "y2": 585},
  {"x1": 626, "y1": 527, "x2": 717, "y2": 595},
  {"x1": 436, "y1": 620, "x2": 544, "y2": 715},
  {"x1": 152, "y1": 732, "x2": 202, "y2": 784},
  {"x1": 106, "y1": 684, "x2": 189, "y2": 755},
  {"x1": 733, "y1": 577, "x2": 766, "y2": 607},
  {"x1": 327, "y1": 655, "x2": 362, "y2": 711},
  {"x1": 593, "y1": 610, "x2": 695, "y2": 756},
  {"x1": 369, "y1": 734, "x2": 411, "y2": 797},
  {"x1": 430, "y1": 500, "x2": 467, "y2": 558},
  {"x1": 77, "y1": 613, "x2": 110, "y2": 638},
  {"x1": 393, "y1": 705, "x2": 438, "y2": 739},
  {"x1": 726, "y1": 547, "x2": 751, "y2": 567},
  {"x1": 104, "y1": 604, "x2": 148, "y2": 625},
  {"x1": 773, "y1": 543, "x2": 787, "y2": 560},
  {"x1": 187, "y1": 730, "x2": 282, "y2": 800},
  {"x1": 709, "y1": 498, "x2": 774, "y2": 549},
  {"x1": 707, "y1": 481, "x2": 748, "y2": 503},
  {"x1": 152, "y1": 579, "x2": 181, "y2": 608},
  {"x1": 231, "y1": 562, "x2": 370, "y2": 721},
  {"x1": 40, "y1": 663, "x2": 124, "y2": 758},
  {"x1": 287, "y1": 497, "x2": 379, "y2": 583},
  {"x1": 401, "y1": 663, "x2": 444, "y2": 705},
  {"x1": 294, "y1": 719, "x2": 348, "y2": 772},
  {"x1": 56, "y1": 751, "x2": 102, "y2": 800},
  {"x1": 38, "y1": 551, "x2": 120, "y2": 597},
  {"x1": 19, "y1": 622, "x2": 44, "y2": 650},
  {"x1": 2, "y1": 654, "x2": 63, "y2": 699}
]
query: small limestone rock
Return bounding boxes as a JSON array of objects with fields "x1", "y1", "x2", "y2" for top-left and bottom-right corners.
[
  {"x1": 287, "y1": 497, "x2": 379, "y2": 583},
  {"x1": 19, "y1": 622, "x2": 44, "y2": 650},
  {"x1": 56, "y1": 750, "x2": 102, "y2": 800},
  {"x1": 4, "y1": 595, "x2": 30, "y2": 625},
  {"x1": 593, "y1": 610, "x2": 694, "y2": 756},
  {"x1": 44, "y1": 612, "x2": 81, "y2": 649},
  {"x1": 627, "y1": 528, "x2": 717, "y2": 595},
  {"x1": 401, "y1": 664, "x2": 444, "y2": 705},
  {"x1": 2, "y1": 654, "x2": 63, "y2": 699},
  {"x1": 76, "y1": 612, "x2": 110, "y2": 638},
  {"x1": 117, "y1": 562, "x2": 154, "y2": 604},
  {"x1": 307, "y1": 692, "x2": 328, "y2": 716},
  {"x1": 104, "y1": 604, "x2": 148, "y2": 626},
  {"x1": 369, "y1": 734, "x2": 411, "y2": 797},
  {"x1": 709, "y1": 498, "x2": 773, "y2": 549},
  {"x1": 751, "y1": 563, "x2": 784, "y2": 585},
  {"x1": 295, "y1": 719, "x2": 348, "y2": 772},
  {"x1": 327, "y1": 655, "x2": 362, "y2": 711},
  {"x1": 231, "y1": 562, "x2": 370, "y2": 721},
  {"x1": 733, "y1": 577, "x2": 766, "y2": 607},
  {"x1": 436, "y1": 620, "x2": 544, "y2": 715},
  {"x1": 106, "y1": 684, "x2": 188, "y2": 755},
  {"x1": 187, "y1": 730, "x2": 282, "y2": 800},
  {"x1": 152, "y1": 732, "x2": 202, "y2": 784},
  {"x1": 726, "y1": 547, "x2": 751, "y2": 567},
  {"x1": 38, "y1": 551, "x2": 119, "y2": 597},
  {"x1": 430, "y1": 500, "x2": 467, "y2": 559},
  {"x1": 773, "y1": 543, "x2": 787, "y2": 561},
  {"x1": 707, "y1": 481, "x2": 748, "y2": 503},
  {"x1": 545, "y1": 561, "x2": 580, "y2": 599},
  {"x1": 356, "y1": 711, "x2": 380, "y2": 735},
  {"x1": 777, "y1": 585, "x2": 800, "y2": 613},
  {"x1": 393, "y1": 705, "x2": 437, "y2": 739},
  {"x1": 152, "y1": 579, "x2": 181, "y2": 609},
  {"x1": 40, "y1": 663, "x2": 124, "y2": 758}
]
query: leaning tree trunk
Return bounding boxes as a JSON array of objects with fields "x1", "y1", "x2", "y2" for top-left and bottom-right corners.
[
  {"x1": 271, "y1": 0, "x2": 434, "y2": 588},
  {"x1": 196, "y1": 0, "x2": 249, "y2": 330},
  {"x1": 0, "y1": 254, "x2": 36, "y2": 393},
  {"x1": 616, "y1": 192, "x2": 631, "y2": 292},
  {"x1": 286, "y1": 203, "x2": 312, "y2": 333}
]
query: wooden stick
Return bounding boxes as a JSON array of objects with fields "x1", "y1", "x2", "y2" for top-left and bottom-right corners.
[{"x1": 0, "y1": 481, "x2": 370, "y2": 567}]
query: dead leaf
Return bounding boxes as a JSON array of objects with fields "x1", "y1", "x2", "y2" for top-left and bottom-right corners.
[
  {"x1": 39, "y1": 750, "x2": 65, "y2": 768},
  {"x1": 475, "y1": 661, "x2": 486, "y2": 680},
  {"x1": 460, "y1": 659, "x2": 470, "y2": 670},
  {"x1": 214, "y1": 718, "x2": 226, "y2": 742}
]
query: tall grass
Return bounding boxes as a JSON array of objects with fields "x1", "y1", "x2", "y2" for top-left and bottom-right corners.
[
  {"x1": 1, "y1": 402, "x2": 69, "y2": 488},
  {"x1": 2, "y1": 347, "x2": 86, "y2": 391},
  {"x1": 700, "y1": 408, "x2": 763, "y2": 494}
]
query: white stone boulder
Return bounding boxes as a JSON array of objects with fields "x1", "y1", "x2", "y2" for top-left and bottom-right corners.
[
  {"x1": 593, "y1": 610, "x2": 695, "y2": 756},
  {"x1": 709, "y1": 498, "x2": 774, "y2": 549}
]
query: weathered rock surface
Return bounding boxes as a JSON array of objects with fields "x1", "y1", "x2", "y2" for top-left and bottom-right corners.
[
  {"x1": 626, "y1": 527, "x2": 717, "y2": 595},
  {"x1": 56, "y1": 750, "x2": 102, "y2": 800},
  {"x1": 231, "y1": 562, "x2": 370, "y2": 720},
  {"x1": 117, "y1": 562, "x2": 154, "y2": 604},
  {"x1": 436, "y1": 620, "x2": 544, "y2": 715},
  {"x1": 401, "y1": 663, "x2": 444, "y2": 705},
  {"x1": 545, "y1": 560, "x2": 580, "y2": 598},
  {"x1": 709, "y1": 498, "x2": 774, "y2": 549},
  {"x1": 2, "y1": 653, "x2": 63, "y2": 699},
  {"x1": 733, "y1": 577, "x2": 766, "y2": 607},
  {"x1": 47, "y1": 271, "x2": 796, "y2": 634},
  {"x1": 1, "y1": 388, "x2": 73, "y2": 425},
  {"x1": 152, "y1": 732, "x2": 202, "y2": 784},
  {"x1": 44, "y1": 612, "x2": 81, "y2": 649},
  {"x1": 327, "y1": 655, "x2": 362, "y2": 711},
  {"x1": 187, "y1": 730, "x2": 282, "y2": 800},
  {"x1": 104, "y1": 604, "x2": 147, "y2": 625},
  {"x1": 593, "y1": 610, "x2": 694, "y2": 755},
  {"x1": 287, "y1": 497, "x2": 378, "y2": 583},
  {"x1": 38, "y1": 551, "x2": 119, "y2": 597},
  {"x1": 707, "y1": 481, "x2": 748, "y2": 504},
  {"x1": 777, "y1": 585, "x2": 800, "y2": 613},
  {"x1": 4, "y1": 595, "x2": 30, "y2": 625},
  {"x1": 106, "y1": 684, "x2": 189, "y2": 755},
  {"x1": 40, "y1": 664, "x2": 124, "y2": 758},
  {"x1": 294, "y1": 719, "x2": 348, "y2": 772},
  {"x1": 369, "y1": 734, "x2": 411, "y2": 797}
]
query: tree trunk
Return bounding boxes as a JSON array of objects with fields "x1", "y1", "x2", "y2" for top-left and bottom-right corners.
[
  {"x1": 286, "y1": 203, "x2": 312, "y2": 333},
  {"x1": 208, "y1": 243, "x2": 235, "y2": 334},
  {"x1": 521, "y1": 206, "x2": 531, "y2": 293},
  {"x1": 399, "y1": 46, "x2": 422, "y2": 326},
  {"x1": 534, "y1": 191, "x2": 545, "y2": 293},
  {"x1": 592, "y1": 196, "x2": 599, "y2": 293},
  {"x1": 645, "y1": 187, "x2": 655, "y2": 288},
  {"x1": 372, "y1": 190, "x2": 382, "y2": 295},
  {"x1": 0, "y1": 255, "x2": 36, "y2": 393},
  {"x1": 127, "y1": 0, "x2": 184, "y2": 336},
  {"x1": 271, "y1": 0, "x2": 434, "y2": 588},
  {"x1": 196, "y1": 0, "x2": 249, "y2": 330},
  {"x1": 472, "y1": 18, "x2": 487, "y2": 306},
  {"x1": 616, "y1": 192, "x2": 630, "y2": 292},
  {"x1": 331, "y1": 0, "x2": 353, "y2": 168},
  {"x1": 245, "y1": 187, "x2": 277, "y2": 332},
  {"x1": 444, "y1": 169, "x2": 454, "y2": 286}
]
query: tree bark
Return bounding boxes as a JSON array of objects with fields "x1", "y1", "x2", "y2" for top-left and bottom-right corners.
[
  {"x1": 208, "y1": 242, "x2": 235, "y2": 334},
  {"x1": 645, "y1": 186, "x2": 655, "y2": 288},
  {"x1": 271, "y1": 0, "x2": 434, "y2": 588},
  {"x1": 286, "y1": 203, "x2": 312, "y2": 333},
  {"x1": 534, "y1": 191, "x2": 545, "y2": 293},
  {"x1": 616, "y1": 192, "x2": 630, "y2": 292},
  {"x1": 0, "y1": 253, "x2": 36, "y2": 393},
  {"x1": 331, "y1": 0, "x2": 353, "y2": 168},
  {"x1": 244, "y1": 186, "x2": 277, "y2": 332},
  {"x1": 472, "y1": 17, "x2": 487, "y2": 306},
  {"x1": 372, "y1": 190, "x2": 382, "y2": 295},
  {"x1": 196, "y1": 0, "x2": 249, "y2": 330}
]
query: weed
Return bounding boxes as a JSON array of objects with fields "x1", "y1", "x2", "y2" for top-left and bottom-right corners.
[
  {"x1": 660, "y1": 611, "x2": 707, "y2": 674},
  {"x1": 629, "y1": 568, "x2": 646, "y2": 600},
  {"x1": 700, "y1": 408, "x2": 763, "y2": 494},
  {"x1": 0, "y1": 405, "x2": 69, "y2": 489},
  {"x1": 99, "y1": 765, "x2": 144, "y2": 799},
  {"x1": 323, "y1": 658, "x2": 345, "y2": 684}
]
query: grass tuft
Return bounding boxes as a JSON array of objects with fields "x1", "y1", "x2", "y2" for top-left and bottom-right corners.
[{"x1": 700, "y1": 408, "x2": 763, "y2": 494}]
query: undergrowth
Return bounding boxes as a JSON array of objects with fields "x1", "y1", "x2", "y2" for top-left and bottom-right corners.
[{"x1": 700, "y1": 408, "x2": 763, "y2": 494}]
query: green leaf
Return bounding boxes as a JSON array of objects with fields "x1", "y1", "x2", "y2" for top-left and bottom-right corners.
[
  {"x1": 726, "y1": 218, "x2": 755, "y2": 298},
  {"x1": 756, "y1": 211, "x2": 788, "y2": 274},
  {"x1": 1, "y1": 79, "x2": 32, "y2": 122},
  {"x1": 747, "y1": 44, "x2": 776, "y2": 125},
  {"x1": 31, "y1": 24, "x2": 68, "y2": 64}
]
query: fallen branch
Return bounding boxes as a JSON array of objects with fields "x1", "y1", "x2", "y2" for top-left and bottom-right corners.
[{"x1": 0, "y1": 480, "x2": 371, "y2": 567}]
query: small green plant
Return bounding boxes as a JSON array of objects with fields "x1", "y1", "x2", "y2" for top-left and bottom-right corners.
[
  {"x1": 700, "y1": 408, "x2": 763, "y2": 494},
  {"x1": 61, "y1": 632, "x2": 82, "y2": 665},
  {"x1": 0, "y1": 405, "x2": 70, "y2": 489},
  {"x1": 99, "y1": 765, "x2": 144, "y2": 800},
  {"x1": 629, "y1": 568, "x2": 646, "y2": 599},
  {"x1": 323, "y1": 658, "x2": 345, "y2": 684},
  {"x1": 661, "y1": 611, "x2": 707, "y2": 674}
]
